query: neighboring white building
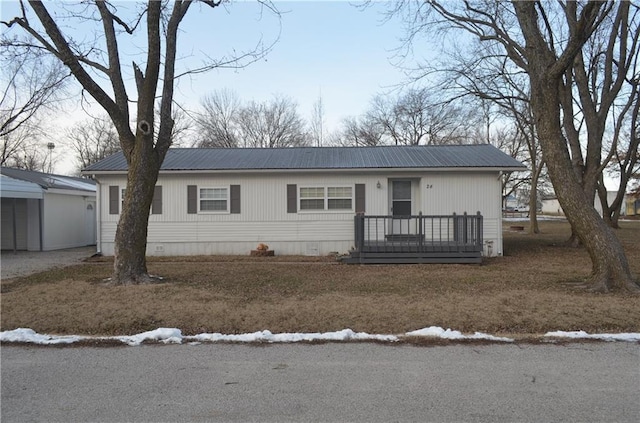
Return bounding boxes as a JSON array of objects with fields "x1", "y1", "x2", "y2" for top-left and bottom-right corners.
[
  {"x1": 542, "y1": 191, "x2": 627, "y2": 217},
  {"x1": 541, "y1": 196, "x2": 564, "y2": 215},
  {"x1": 84, "y1": 145, "x2": 525, "y2": 260},
  {"x1": 1, "y1": 168, "x2": 97, "y2": 252}
]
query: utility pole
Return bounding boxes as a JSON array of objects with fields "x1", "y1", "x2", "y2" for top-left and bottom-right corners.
[{"x1": 47, "y1": 142, "x2": 55, "y2": 173}]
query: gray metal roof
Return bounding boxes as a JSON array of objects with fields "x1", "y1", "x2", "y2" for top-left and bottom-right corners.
[
  {"x1": 1, "y1": 167, "x2": 96, "y2": 192},
  {"x1": 83, "y1": 145, "x2": 525, "y2": 173},
  {"x1": 0, "y1": 174, "x2": 44, "y2": 199}
]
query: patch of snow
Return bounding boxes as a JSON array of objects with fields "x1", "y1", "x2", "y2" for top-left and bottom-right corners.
[
  {"x1": 544, "y1": 331, "x2": 640, "y2": 342},
  {"x1": 2, "y1": 327, "x2": 639, "y2": 346},
  {"x1": 405, "y1": 326, "x2": 514, "y2": 342},
  {"x1": 189, "y1": 329, "x2": 398, "y2": 343},
  {"x1": 115, "y1": 328, "x2": 183, "y2": 346},
  {"x1": 0, "y1": 328, "x2": 83, "y2": 345},
  {"x1": 0, "y1": 328, "x2": 398, "y2": 346}
]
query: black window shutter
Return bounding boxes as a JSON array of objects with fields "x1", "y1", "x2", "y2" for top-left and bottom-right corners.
[
  {"x1": 230, "y1": 185, "x2": 241, "y2": 214},
  {"x1": 151, "y1": 186, "x2": 162, "y2": 214},
  {"x1": 287, "y1": 184, "x2": 297, "y2": 213},
  {"x1": 109, "y1": 186, "x2": 119, "y2": 215},
  {"x1": 355, "y1": 184, "x2": 365, "y2": 214},
  {"x1": 187, "y1": 185, "x2": 197, "y2": 214}
]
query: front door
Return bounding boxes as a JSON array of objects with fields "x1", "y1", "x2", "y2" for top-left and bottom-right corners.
[{"x1": 390, "y1": 180, "x2": 412, "y2": 234}]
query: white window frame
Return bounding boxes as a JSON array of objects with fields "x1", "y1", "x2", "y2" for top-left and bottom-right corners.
[
  {"x1": 199, "y1": 187, "x2": 229, "y2": 213},
  {"x1": 299, "y1": 186, "x2": 326, "y2": 211},
  {"x1": 327, "y1": 186, "x2": 354, "y2": 210},
  {"x1": 299, "y1": 185, "x2": 354, "y2": 212}
]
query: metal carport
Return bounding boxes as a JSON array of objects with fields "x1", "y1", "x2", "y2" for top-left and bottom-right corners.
[{"x1": 1, "y1": 174, "x2": 44, "y2": 253}]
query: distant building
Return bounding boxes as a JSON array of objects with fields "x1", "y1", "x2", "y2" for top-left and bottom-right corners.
[
  {"x1": 541, "y1": 191, "x2": 627, "y2": 217},
  {"x1": 541, "y1": 196, "x2": 564, "y2": 215},
  {"x1": 626, "y1": 193, "x2": 640, "y2": 216}
]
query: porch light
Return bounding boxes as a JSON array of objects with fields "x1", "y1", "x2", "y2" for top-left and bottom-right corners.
[{"x1": 376, "y1": 181, "x2": 381, "y2": 189}]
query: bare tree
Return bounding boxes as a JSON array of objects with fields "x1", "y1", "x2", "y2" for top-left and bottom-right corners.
[
  {"x1": 334, "y1": 115, "x2": 385, "y2": 146},
  {"x1": 310, "y1": 93, "x2": 325, "y2": 147},
  {"x1": 367, "y1": 88, "x2": 479, "y2": 145},
  {"x1": 1, "y1": 46, "x2": 70, "y2": 166},
  {"x1": 418, "y1": 2, "x2": 638, "y2": 236},
  {"x1": 242, "y1": 95, "x2": 310, "y2": 148},
  {"x1": 67, "y1": 107, "x2": 190, "y2": 174},
  {"x1": 197, "y1": 92, "x2": 309, "y2": 148},
  {"x1": 490, "y1": 124, "x2": 530, "y2": 208},
  {"x1": 558, "y1": 1, "x2": 640, "y2": 240},
  {"x1": 512, "y1": 1, "x2": 637, "y2": 292},
  {"x1": 4, "y1": 139, "x2": 56, "y2": 172},
  {"x1": 195, "y1": 89, "x2": 241, "y2": 148},
  {"x1": 434, "y1": 39, "x2": 545, "y2": 233},
  {"x1": 600, "y1": 80, "x2": 640, "y2": 227},
  {"x1": 66, "y1": 115, "x2": 121, "y2": 172},
  {"x1": 392, "y1": 1, "x2": 638, "y2": 292},
  {"x1": 2, "y1": 0, "x2": 279, "y2": 285}
]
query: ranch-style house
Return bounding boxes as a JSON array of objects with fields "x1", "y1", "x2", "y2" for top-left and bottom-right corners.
[{"x1": 84, "y1": 145, "x2": 525, "y2": 263}]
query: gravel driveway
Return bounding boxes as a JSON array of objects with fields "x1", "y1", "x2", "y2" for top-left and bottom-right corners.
[{"x1": 0, "y1": 246, "x2": 97, "y2": 279}]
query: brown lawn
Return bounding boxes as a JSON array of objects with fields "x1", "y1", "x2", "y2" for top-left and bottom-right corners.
[{"x1": 1, "y1": 220, "x2": 639, "y2": 338}]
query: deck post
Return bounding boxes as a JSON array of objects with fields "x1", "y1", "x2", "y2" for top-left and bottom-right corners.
[
  {"x1": 418, "y1": 212, "x2": 423, "y2": 252},
  {"x1": 463, "y1": 212, "x2": 468, "y2": 246},
  {"x1": 354, "y1": 213, "x2": 365, "y2": 252},
  {"x1": 452, "y1": 212, "x2": 458, "y2": 247},
  {"x1": 476, "y1": 211, "x2": 483, "y2": 252}
]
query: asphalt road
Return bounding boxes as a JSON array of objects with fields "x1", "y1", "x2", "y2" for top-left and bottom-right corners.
[{"x1": 2, "y1": 342, "x2": 639, "y2": 422}]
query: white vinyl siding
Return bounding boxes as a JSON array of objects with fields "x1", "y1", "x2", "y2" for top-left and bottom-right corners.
[
  {"x1": 96, "y1": 171, "x2": 505, "y2": 257},
  {"x1": 200, "y1": 187, "x2": 228, "y2": 212},
  {"x1": 42, "y1": 192, "x2": 92, "y2": 250}
]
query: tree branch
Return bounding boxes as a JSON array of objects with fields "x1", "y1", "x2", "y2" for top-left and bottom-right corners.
[{"x1": 25, "y1": 1, "x2": 130, "y2": 138}]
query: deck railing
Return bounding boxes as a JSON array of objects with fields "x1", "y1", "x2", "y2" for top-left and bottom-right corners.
[{"x1": 354, "y1": 212, "x2": 483, "y2": 254}]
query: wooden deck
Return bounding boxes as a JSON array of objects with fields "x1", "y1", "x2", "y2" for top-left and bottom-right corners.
[{"x1": 342, "y1": 213, "x2": 483, "y2": 264}]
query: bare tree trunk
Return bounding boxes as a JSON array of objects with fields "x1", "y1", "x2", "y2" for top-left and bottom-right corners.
[
  {"x1": 513, "y1": 1, "x2": 639, "y2": 292},
  {"x1": 530, "y1": 78, "x2": 638, "y2": 292},
  {"x1": 565, "y1": 232, "x2": 582, "y2": 248},
  {"x1": 597, "y1": 177, "x2": 618, "y2": 229},
  {"x1": 112, "y1": 132, "x2": 161, "y2": 284},
  {"x1": 610, "y1": 204, "x2": 622, "y2": 229},
  {"x1": 528, "y1": 161, "x2": 543, "y2": 234},
  {"x1": 528, "y1": 189, "x2": 539, "y2": 234}
]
